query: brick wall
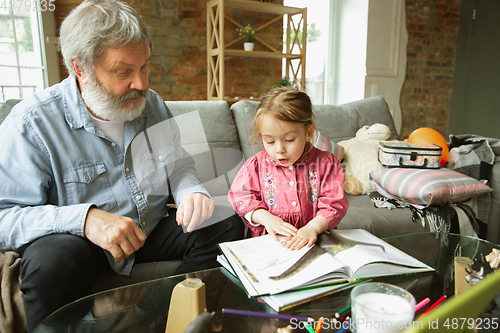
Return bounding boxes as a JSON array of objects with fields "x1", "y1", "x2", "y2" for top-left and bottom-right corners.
[
  {"x1": 54, "y1": 0, "x2": 461, "y2": 133},
  {"x1": 54, "y1": 0, "x2": 282, "y2": 101},
  {"x1": 400, "y1": 0, "x2": 461, "y2": 139}
]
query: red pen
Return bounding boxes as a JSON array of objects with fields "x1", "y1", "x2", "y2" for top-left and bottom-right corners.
[{"x1": 422, "y1": 295, "x2": 446, "y2": 314}]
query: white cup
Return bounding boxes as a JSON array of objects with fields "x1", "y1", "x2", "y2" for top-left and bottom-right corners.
[{"x1": 351, "y1": 282, "x2": 416, "y2": 333}]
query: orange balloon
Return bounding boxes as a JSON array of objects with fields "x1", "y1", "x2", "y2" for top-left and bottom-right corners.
[{"x1": 408, "y1": 127, "x2": 449, "y2": 167}]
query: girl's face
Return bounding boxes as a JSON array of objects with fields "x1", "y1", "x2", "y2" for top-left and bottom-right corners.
[{"x1": 260, "y1": 114, "x2": 314, "y2": 167}]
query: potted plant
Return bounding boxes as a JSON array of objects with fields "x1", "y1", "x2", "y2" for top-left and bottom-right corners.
[
  {"x1": 237, "y1": 24, "x2": 256, "y2": 51},
  {"x1": 275, "y1": 77, "x2": 295, "y2": 87}
]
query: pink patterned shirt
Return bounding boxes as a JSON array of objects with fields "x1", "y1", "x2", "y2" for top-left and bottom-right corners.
[{"x1": 228, "y1": 146, "x2": 349, "y2": 237}]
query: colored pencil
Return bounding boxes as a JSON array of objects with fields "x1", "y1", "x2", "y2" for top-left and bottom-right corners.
[
  {"x1": 422, "y1": 295, "x2": 447, "y2": 314},
  {"x1": 222, "y1": 308, "x2": 313, "y2": 322},
  {"x1": 335, "y1": 305, "x2": 351, "y2": 318},
  {"x1": 336, "y1": 318, "x2": 351, "y2": 333},
  {"x1": 414, "y1": 297, "x2": 431, "y2": 312},
  {"x1": 315, "y1": 317, "x2": 324, "y2": 333},
  {"x1": 336, "y1": 309, "x2": 351, "y2": 322},
  {"x1": 304, "y1": 321, "x2": 316, "y2": 333}
]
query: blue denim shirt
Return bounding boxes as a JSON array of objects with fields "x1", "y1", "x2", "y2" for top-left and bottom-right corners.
[{"x1": 0, "y1": 76, "x2": 208, "y2": 275}]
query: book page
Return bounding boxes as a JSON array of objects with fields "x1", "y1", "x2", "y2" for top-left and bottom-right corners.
[
  {"x1": 331, "y1": 230, "x2": 433, "y2": 279},
  {"x1": 224, "y1": 235, "x2": 311, "y2": 277}
]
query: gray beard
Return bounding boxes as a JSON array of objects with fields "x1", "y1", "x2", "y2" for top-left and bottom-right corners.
[{"x1": 81, "y1": 75, "x2": 149, "y2": 123}]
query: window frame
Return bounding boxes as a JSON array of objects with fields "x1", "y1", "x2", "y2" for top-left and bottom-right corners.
[{"x1": 0, "y1": 7, "x2": 59, "y2": 103}]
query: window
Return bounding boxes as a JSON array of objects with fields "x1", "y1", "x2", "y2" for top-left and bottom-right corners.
[
  {"x1": 283, "y1": 0, "x2": 368, "y2": 105},
  {"x1": 0, "y1": 2, "x2": 59, "y2": 103}
]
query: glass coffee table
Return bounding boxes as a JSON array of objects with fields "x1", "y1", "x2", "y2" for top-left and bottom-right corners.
[{"x1": 34, "y1": 232, "x2": 500, "y2": 332}]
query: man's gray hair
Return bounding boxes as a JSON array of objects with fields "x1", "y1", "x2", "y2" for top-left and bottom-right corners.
[{"x1": 60, "y1": 0, "x2": 152, "y2": 75}]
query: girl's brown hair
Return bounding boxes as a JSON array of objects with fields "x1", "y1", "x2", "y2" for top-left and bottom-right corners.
[{"x1": 250, "y1": 87, "x2": 315, "y2": 145}]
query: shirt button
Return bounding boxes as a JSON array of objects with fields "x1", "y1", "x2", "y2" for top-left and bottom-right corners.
[
  {"x1": 136, "y1": 195, "x2": 142, "y2": 200},
  {"x1": 289, "y1": 166, "x2": 294, "y2": 170},
  {"x1": 289, "y1": 181, "x2": 295, "y2": 186},
  {"x1": 158, "y1": 155, "x2": 163, "y2": 160},
  {"x1": 292, "y1": 201, "x2": 297, "y2": 206},
  {"x1": 142, "y1": 221, "x2": 146, "y2": 226},
  {"x1": 125, "y1": 167, "x2": 130, "y2": 172},
  {"x1": 111, "y1": 142, "x2": 117, "y2": 147}
]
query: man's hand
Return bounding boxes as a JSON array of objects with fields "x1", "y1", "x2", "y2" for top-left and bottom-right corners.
[
  {"x1": 84, "y1": 208, "x2": 146, "y2": 262},
  {"x1": 176, "y1": 193, "x2": 214, "y2": 233}
]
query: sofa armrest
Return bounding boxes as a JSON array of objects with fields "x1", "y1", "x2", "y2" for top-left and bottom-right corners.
[
  {"x1": 0, "y1": 99, "x2": 21, "y2": 123},
  {"x1": 489, "y1": 161, "x2": 500, "y2": 201},
  {"x1": 487, "y1": 162, "x2": 500, "y2": 244}
]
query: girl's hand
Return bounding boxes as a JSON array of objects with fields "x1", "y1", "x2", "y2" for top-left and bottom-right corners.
[
  {"x1": 285, "y1": 215, "x2": 329, "y2": 251},
  {"x1": 285, "y1": 225, "x2": 317, "y2": 251},
  {"x1": 251, "y1": 209, "x2": 297, "y2": 240},
  {"x1": 262, "y1": 215, "x2": 298, "y2": 240}
]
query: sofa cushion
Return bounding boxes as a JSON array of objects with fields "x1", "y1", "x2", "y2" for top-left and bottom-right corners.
[
  {"x1": 230, "y1": 96, "x2": 399, "y2": 160},
  {"x1": 312, "y1": 129, "x2": 345, "y2": 161},
  {"x1": 165, "y1": 101, "x2": 244, "y2": 197},
  {"x1": 229, "y1": 100, "x2": 262, "y2": 159},
  {"x1": 370, "y1": 167, "x2": 493, "y2": 208},
  {"x1": 313, "y1": 96, "x2": 399, "y2": 142}
]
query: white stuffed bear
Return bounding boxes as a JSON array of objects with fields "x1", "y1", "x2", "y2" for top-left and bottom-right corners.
[{"x1": 338, "y1": 124, "x2": 391, "y2": 195}]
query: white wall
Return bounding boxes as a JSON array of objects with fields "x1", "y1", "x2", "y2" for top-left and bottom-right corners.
[{"x1": 364, "y1": 0, "x2": 407, "y2": 134}]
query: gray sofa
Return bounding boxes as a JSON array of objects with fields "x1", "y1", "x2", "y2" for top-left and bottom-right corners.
[
  {"x1": 1, "y1": 96, "x2": 499, "y2": 288},
  {"x1": 166, "y1": 96, "x2": 500, "y2": 242}
]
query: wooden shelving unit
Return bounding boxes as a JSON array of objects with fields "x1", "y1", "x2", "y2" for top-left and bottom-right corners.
[{"x1": 207, "y1": 0, "x2": 307, "y2": 101}]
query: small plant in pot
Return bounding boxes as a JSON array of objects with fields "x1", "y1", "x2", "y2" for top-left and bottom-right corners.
[
  {"x1": 275, "y1": 77, "x2": 295, "y2": 87},
  {"x1": 237, "y1": 24, "x2": 256, "y2": 51}
]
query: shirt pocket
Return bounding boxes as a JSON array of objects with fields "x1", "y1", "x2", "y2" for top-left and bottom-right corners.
[
  {"x1": 136, "y1": 146, "x2": 176, "y2": 196},
  {"x1": 61, "y1": 162, "x2": 118, "y2": 211}
]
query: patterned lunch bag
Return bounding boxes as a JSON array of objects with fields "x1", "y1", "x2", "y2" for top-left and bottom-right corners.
[{"x1": 378, "y1": 141, "x2": 442, "y2": 169}]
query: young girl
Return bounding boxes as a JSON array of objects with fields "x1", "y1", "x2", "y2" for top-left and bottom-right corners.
[{"x1": 228, "y1": 87, "x2": 349, "y2": 250}]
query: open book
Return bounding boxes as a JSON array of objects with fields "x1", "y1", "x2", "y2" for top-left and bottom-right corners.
[
  {"x1": 218, "y1": 257, "x2": 367, "y2": 311},
  {"x1": 218, "y1": 229, "x2": 434, "y2": 297}
]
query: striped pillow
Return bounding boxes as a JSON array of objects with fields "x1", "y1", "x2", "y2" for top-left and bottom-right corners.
[
  {"x1": 313, "y1": 129, "x2": 345, "y2": 161},
  {"x1": 370, "y1": 168, "x2": 492, "y2": 208}
]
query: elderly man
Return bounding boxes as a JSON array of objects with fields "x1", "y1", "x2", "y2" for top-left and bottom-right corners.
[{"x1": 0, "y1": 0, "x2": 243, "y2": 331}]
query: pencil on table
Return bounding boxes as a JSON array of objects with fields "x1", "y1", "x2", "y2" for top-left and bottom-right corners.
[
  {"x1": 422, "y1": 295, "x2": 447, "y2": 315},
  {"x1": 336, "y1": 309, "x2": 351, "y2": 322},
  {"x1": 414, "y1": 297, "x2": 431, "y2": 313},
  {"x1": 336, "y1": 318, "x2": 351, "y2": 333},
  {"x1": 222, "y1": 308, "x2": 313, "y2": 322},
  {"x1": 304, "y1": 321, "x2": 316, "y2": 333},
  {"x1": 315, "y1": 317, "x2": 323, "y2": 333},
  {"x1": 335, "y1": 305, "x2": 351, "y2": 318}
]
